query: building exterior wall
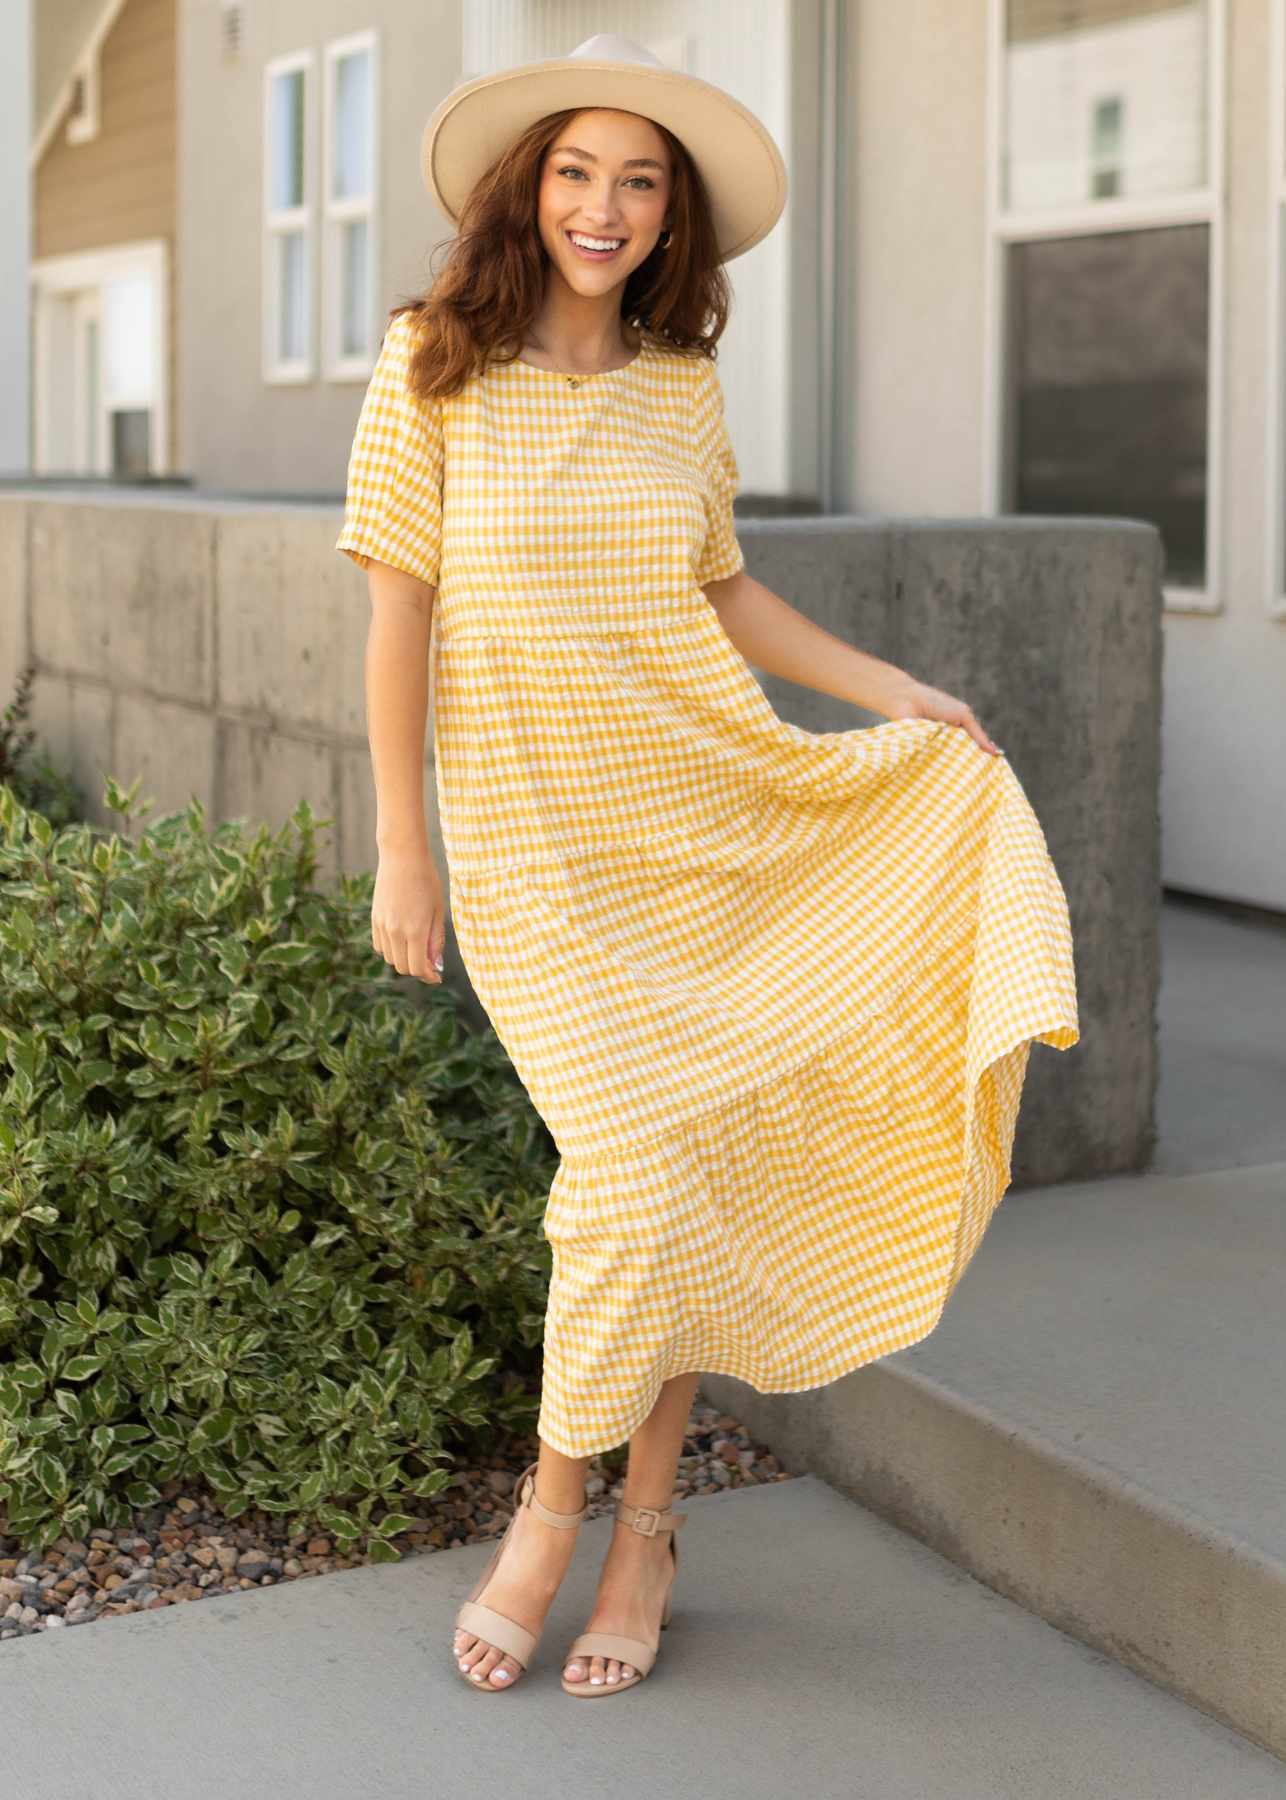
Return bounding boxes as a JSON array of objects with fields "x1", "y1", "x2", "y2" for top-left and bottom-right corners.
[
  {"x1": 840, "y1": 0, "x2": 991, "y2": 517},
  {"x1": 34, "y1": 0, "x2": 176, "y2": 260},
  {"x1": 0, "y1": 0, "x2": 33, "y2": 473},
  {"x1": 176, "y1": 0, "x2": 461, "y2": 492},
  {"x1": 840, "y1": 0, "x2": 1286, "y2": 910},
  {"x1": 1159, "y1": 0, "x2": 1286, "y2": 909}
]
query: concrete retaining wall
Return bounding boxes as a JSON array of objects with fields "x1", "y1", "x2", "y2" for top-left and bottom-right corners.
[
  {"x1": 0, "y1": 491, "x2": 440, "y2": 885},
  {"x1": 0, "y1": 495, "x2": 1163, "y2": 1185}
]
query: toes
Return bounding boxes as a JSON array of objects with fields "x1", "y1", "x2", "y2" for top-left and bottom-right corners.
[
  {"x1": 469, "y1": 1644, "x2": 504, "y2": 1685},
  {"x1": 564, "y1": 1658, "x2": 587, "y2": 1683},
  {"x1": 457, "y1": 1635, "x2": 521, "y2": 1689},
  {"x1": 604, "y1": 1658, "x2": 621, "y2": 1686},
  {"x1": 588, "y1": 1655, "x2": 607, "y2": 1687},
  {"x1": 488, "y1": 1654, "x2": 520, "y2": 1689}
]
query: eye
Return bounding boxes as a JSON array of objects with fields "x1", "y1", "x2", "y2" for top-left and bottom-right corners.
[
  {"x1": 624, "y1": 176, "x2": 656, "y2": 190},
  {"x1": 556, "y1": 164, "x2": 590, "y2": 180}
]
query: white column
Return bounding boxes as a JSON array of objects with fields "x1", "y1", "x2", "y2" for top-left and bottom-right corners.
[{"x1": 0, "y1": 0, "x2": 32, "y2": 473}]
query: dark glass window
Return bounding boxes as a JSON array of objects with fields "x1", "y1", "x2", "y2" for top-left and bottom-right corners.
[{"x1": 1007, "y1": 223, "x2": 1209, "y2": 585}]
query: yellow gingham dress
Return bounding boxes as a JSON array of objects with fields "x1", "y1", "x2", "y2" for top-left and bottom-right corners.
[{"x1": 339, "y1": 313, "x2": 1078, "y2": 1457}]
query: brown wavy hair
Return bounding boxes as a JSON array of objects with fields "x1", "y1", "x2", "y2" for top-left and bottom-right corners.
[{"x1": 396, "y1": 109, "x2": 731, "y2": 399}]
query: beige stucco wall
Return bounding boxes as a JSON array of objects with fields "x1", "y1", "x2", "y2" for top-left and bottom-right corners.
[
  {"x1": 839, "y1": 0, "x2": 990, "y2": 516},
  {"x1": 176, "y1": 0, "x2": 461, "y2": 492}
]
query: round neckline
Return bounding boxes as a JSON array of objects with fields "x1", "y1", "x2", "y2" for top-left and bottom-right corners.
[{"x1": 509, "y1": 336, "x2": 649, "y2": 381}]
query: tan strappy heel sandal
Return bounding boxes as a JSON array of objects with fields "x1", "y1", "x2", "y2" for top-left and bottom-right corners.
[
  {"x1": 454, "y1": 1463, "x2": 588, "y2": 1693},
  {"x1": 560, "y1": 1498, "x2": 686, "y2": 1698}
]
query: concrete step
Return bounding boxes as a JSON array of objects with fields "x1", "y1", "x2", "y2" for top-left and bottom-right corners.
[
  {"x1": 4, "y1": 1479, "x2": 1283, "y2": 1800},
  {"x1": 704, "y1": 1157, "x2": 1286, "y2": 1762}
]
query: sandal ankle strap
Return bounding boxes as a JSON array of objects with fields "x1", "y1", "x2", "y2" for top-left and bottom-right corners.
[
  {"x1": 516, "y1": 1464, "x2": 589, "y2": 1529},
  {"x1": 614, "y1": 1499, "x2": 687, "y2": 1538}
]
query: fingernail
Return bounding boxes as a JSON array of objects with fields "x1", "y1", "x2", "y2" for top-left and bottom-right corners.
[{"x1": 434, "y1": 955, "x2": 443, "y2": 970}]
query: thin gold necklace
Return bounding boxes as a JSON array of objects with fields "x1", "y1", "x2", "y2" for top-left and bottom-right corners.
[{"x1": 524, "y1": 331, "x2": 622, "y2": 391}]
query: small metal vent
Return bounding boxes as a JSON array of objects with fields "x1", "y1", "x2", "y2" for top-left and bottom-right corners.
[{"x1": 220, "y1": 1, "x2": 245, "y2": 59}]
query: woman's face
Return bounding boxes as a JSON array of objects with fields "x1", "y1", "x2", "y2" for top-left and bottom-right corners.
[{"x1": 536, "y1": 109, "x2": 672, "y2": 299}]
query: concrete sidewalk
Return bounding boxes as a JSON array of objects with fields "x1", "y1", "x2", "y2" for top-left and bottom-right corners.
[
  {"x1": 5, "y1": 1478, "x2": 1284, "y2": 1800},
  {"x1": 1155, "y1": 901, "x2": 1286, "y2": 1174}
]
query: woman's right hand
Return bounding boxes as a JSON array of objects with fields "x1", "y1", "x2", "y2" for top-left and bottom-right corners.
[{"x1": 371, "y1": 843, "x2": 447, "y2": 984}]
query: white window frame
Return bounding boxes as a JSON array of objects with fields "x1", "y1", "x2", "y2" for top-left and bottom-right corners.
[
  {"x1": 1266, "y1": 0, "x2": 1286, "y2": 619},
  {"x1": 30, "y1": 240, "x2": 170, "y2": 476},
  {"x1": 263, "y1": 49, "x2": 316, "y2": 386},
  {"x1": 982, "y1": 0, "x2": 1227, "y2": 614},
  {"x1": 322, "y1": 31, "x2": 380, "y2": 383}
]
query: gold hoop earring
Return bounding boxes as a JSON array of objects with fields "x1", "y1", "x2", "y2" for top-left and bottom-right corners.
[{"x1": 658, "y1": 229, "x2": 673, "y2": 250}]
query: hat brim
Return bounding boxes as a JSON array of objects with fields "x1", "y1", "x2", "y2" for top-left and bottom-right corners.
[{"x1": 421, "y1": 59, "x2": 787, "y2": 262}]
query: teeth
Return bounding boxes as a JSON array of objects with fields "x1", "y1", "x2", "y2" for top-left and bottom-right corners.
[{"x1": 570, "y1": 233, "x2": 623, "y2": 251}]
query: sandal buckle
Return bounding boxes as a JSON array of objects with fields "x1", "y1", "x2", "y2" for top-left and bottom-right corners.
[{"x1": 629, "y1": 1507, "x2": 662, "y2": 1537}]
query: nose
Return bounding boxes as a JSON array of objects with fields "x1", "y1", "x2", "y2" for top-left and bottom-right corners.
[{"x1": 580, "y1": 175, "x2": 622, "y2": 230}]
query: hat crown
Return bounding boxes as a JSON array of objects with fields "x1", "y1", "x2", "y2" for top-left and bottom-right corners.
[{"x1": 568, "y1": 34, "x2": 665, "y2": 68}]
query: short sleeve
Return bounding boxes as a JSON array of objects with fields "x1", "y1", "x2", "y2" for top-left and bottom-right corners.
[
  {"x1": 336, "y1": 311, "x2": 445, "y2": 586},
  {"x1": 691, "y1": 357, "x2": 745, "y2": 586}
]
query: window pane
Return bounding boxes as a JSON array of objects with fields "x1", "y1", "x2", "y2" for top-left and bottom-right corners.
[
  {"x1": 83, "y1": 318, "x2": 100, "y2": 473},
  {"x1": 1005, "y1": 1, "x2": 1208, "y2": 212},
  {"x1": 278, "y1": 229, "x2": 306, "y2": 362},
  {"x1": 271, "y1": 67, "x2": 306, "y2": 211},
  {"x1": 333, "y1": 50, "x2": 370, "y2": 201},
  {"x1": 1008, "y1": 225, "x2": 1208, "y2": 585},
  {"x1": 340, "y1": 218, "x2": 368, "y2": 357},
  {"x1": 102, "y1": 272, "x2": 156, "y2": 404},
  {"x1": 111, "y1": 409, "x2": 151, "y2": 478}
]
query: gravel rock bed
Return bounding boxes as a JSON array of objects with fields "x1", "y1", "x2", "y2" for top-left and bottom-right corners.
[{"x1": 0, "y1": 1399, "x2": 788, "y2": 1642}]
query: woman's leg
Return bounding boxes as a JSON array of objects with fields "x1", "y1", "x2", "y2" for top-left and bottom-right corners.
[
  {"x1": 454, "y1": 1444, "x2": 589, "y2": 1688},
  {"x1": 563, "y1": 1370, "x2": 700, "y2": 1688}
]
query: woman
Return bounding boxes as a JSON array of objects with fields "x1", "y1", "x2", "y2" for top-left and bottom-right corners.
[{"x1": 339, "y1": 36, "x2": 1077, "y2": 1700}]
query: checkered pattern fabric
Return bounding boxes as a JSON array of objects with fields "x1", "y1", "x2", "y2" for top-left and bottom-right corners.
[{"x1": 339, "y1": 314, "x2": 1079, "y2": 1457}]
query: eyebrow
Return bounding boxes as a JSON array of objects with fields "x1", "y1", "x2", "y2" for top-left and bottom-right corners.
[{"x1": 550, "y1": 144, "x2": 667, "y2": 172}]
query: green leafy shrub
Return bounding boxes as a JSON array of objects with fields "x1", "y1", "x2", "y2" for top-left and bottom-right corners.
[
  {"x1": 0, "y1": 780, "x2": 555, "y2": 1554},
  {"x1": 0, "y1": 666, "x2": 82, "y2": 829}
]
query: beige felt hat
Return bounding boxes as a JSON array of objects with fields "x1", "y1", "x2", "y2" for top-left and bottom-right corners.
[{"x1": 422, "y1": 34, "x2": 787, "y2": 262}]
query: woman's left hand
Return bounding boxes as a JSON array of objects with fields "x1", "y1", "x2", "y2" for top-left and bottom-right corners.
[{"x1": 883, "y1": 680, "x2": 1004, "y2": 757}]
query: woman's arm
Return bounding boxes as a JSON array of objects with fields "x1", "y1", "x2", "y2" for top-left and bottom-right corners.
[
  {"x1": 365, "y1": 558, "x2": 447, "y2": 983},
  {"x1": 702, "y1": 570, "x2": 1001, "y2": 757}
]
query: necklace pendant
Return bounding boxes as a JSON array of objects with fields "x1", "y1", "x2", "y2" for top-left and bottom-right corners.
[{"x1": 567, "y1": 376, "x2": 581, "y2": 389}]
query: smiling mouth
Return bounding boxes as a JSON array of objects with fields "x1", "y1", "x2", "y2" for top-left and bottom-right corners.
[{"x1": 567, "y1": 231, "x2": 626, "y2": 259}]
